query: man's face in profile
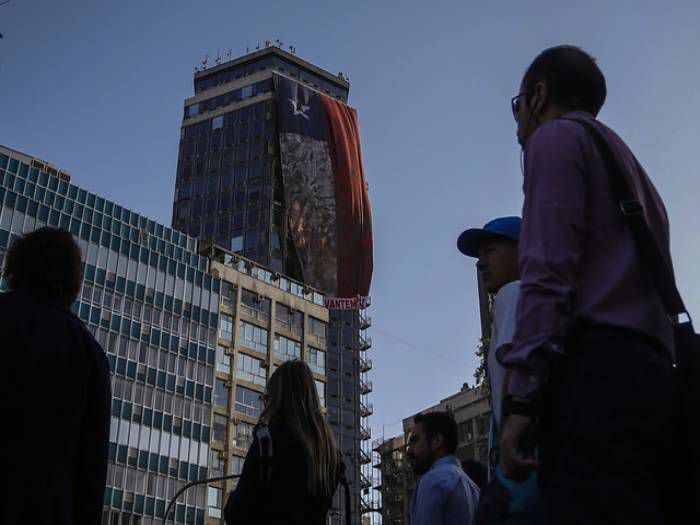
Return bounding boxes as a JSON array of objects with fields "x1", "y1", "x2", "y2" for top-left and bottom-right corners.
[{"x1": 406, "y1": 423, "x2": 434, "y2": 475}]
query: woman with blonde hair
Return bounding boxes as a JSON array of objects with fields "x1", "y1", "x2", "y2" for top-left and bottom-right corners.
[{"x1": 224, "y1": 359, "x2": 342, "y2": 524}]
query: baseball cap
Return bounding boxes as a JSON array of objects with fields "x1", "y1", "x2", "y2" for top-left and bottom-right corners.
[{"x1": 457, "y1": 216, "x2": 522, "y2": 257}]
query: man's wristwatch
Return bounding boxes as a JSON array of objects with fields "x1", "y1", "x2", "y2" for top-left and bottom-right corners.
[{"x1": 502, "y1": 395, "x2": 539, "y2": 418}]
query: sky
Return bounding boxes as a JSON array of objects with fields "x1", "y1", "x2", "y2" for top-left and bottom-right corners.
[{"x1": 3, "y1": 0, "x2": 700, "y2": 441}]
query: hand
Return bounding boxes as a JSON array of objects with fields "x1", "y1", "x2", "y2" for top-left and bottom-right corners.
[{"x1": 498, "y1": 414, "x2": 540, "y2": 481}]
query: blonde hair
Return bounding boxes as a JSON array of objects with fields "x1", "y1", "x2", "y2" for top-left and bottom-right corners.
[{"x1": 259, "y1": 360, "x2": 339, "y2": 497}]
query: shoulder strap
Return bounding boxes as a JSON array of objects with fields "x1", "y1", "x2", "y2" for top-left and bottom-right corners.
[
  {"x1": 254, "y1": 424, "x2": 274, "y2": 485},
  {"x1": 564, "y1": 116, "x2": 688, "y2": 320}
]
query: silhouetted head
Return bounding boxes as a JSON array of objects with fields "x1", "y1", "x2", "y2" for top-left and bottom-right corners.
[
  {"x1": 261, "y1": 360, "x2": 339, "y2": 497},
  {"x1": 4, "y1": 227, "x2": 82, "y2": 305},
  {"x1": 514, "y1": 45, "x2": 607, "y2": 146},
  {"x1": 407, "y1": 411, "x2": 458, "y2": 475}
]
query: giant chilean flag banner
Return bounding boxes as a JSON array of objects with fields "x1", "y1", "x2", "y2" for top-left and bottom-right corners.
[{"x1": 275, "y1": 74, "x2": 373, "y2": 309}]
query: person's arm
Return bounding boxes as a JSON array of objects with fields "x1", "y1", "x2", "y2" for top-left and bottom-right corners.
[
  {"x1": 502, "y1": 119, "x2": 589, "y2": 401},
  {"x1": 224, "y1": 431, "x2": 264, "y2": 524},
  {"x1": 499, "y1": 119, "x2": 589, "y2": 478}
]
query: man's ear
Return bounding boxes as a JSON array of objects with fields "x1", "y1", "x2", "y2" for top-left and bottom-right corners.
[
  {"x1": 430, "y1": 433, "x2": 445, "y2": 453},
  {"x1": 531, "y1": 81, "x2": 547, "y2": 116}
]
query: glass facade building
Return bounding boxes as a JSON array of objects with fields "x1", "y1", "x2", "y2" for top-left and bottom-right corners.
[
  {"x1": 0, "y1": 146, "x2": 219, "y2": 524},
  {"x1": 171, "y1": 46, "x2": 373, "y2": 524}
]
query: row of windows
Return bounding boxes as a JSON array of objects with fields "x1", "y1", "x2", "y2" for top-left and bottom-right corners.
[
  {"x1": 185, "y1": 79, "x2": 273, "y2": 119},
  {"x1": 112, "y1": 377, "x2": 210, "y2": 424},
  {"x1": 0, "y1": 197, "x2": 216, "y2": 304},
  {"x1": 176, "y1": 162, "x2": 271, "y2": 201},
  {"x1": 82, "y1": 283, "x2": 214, "y2": 344},
  {"x1": 80, "y1": 266, "x2": 219, "y2": 328},
  {"x1": 0, "y1": 159, "x2": 200, "y2": 259}
]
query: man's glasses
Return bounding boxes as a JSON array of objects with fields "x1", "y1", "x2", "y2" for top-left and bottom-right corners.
[{"x1": 511, "y1": 91, "x2": 532, "y2": 122}]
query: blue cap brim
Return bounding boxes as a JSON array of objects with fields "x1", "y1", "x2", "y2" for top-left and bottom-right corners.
[{"x1": 457, "y1": 229, "x2": 490, "y2": 257}]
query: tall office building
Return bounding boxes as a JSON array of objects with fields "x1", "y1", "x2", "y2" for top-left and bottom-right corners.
[
  {"x1": 0, "y1": 145, "x2": 335, "y2": 525},
  {"x1": 171, "y1": 45, "x2": 374, "y2": 523}
]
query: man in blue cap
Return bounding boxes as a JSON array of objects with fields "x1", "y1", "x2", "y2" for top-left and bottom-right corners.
[{"x1": 457, "y1": 216, "x2": 541, "y2": 524}]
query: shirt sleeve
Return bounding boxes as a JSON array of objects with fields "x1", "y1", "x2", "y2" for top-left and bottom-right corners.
[
  {"x1": 492, "y1": 281, "x2": 520, "y2": 350},
  {"x1": 502, "y1": 119, "x2": 589, "y2": 400}
]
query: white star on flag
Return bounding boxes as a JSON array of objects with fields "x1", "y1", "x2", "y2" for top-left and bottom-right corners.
[{"x1": 288, "y1": 98, "x2": 310, "y2": 120}]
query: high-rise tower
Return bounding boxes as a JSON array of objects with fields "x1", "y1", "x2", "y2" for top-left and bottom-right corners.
[{"x1": 172, "y1": 45, "x2": 373, "y2": 524}]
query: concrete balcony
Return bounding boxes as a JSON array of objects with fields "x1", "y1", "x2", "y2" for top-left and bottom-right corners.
[
  {"x1": 360, "y1": 424, "x2": 371, "y2": 441},
  {"x1": 359, "y1": 448, "x2": 372, "y2": 465},
  {"x1": 360, "y1": 402, "x2": 374, "y2": 417},
  {"x1": 359, "y1": 312, "x2": 372, "y2": 330},
  {"x1": 359, "y1": 356, "x2": 372, "y2": 373},
  {"x1": 360, "y1": 379, "x2": 373, "y2": 395},
  {"x1": 359, "y1": 335, "x2": 372, "y2": 351}
]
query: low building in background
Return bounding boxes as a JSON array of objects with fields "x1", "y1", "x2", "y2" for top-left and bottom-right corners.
[
  {"x1": 373, "y1": 384, "x2": 491, "y2": 525},
  {"x1": 0, "y1": 145, "x2": 333, "y2": 525}
]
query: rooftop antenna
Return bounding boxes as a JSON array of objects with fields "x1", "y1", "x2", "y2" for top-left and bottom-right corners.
[
  {"x1": 290, "y1": 45, "x2": 296, "y2": 54},
  {"x1": 226, "y1": 48, "x2": 232, "y2": 60},
  {"x1": 215, "y1": 49, "x2": 222, "y2": 65},
  {"x1": 255, "y1": 42, "x2": 260, "y2": 50},
  {"x1": 201, "y1": 54, "x2": 208, "y2": 68},
  {"x1": 246, "y1": 45, "x2": 250, "y2": 53}
]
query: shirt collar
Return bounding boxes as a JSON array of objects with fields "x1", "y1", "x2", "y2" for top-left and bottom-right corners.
[{"x1": 429, "y1": 455, "x2": 460, "y2": 472}]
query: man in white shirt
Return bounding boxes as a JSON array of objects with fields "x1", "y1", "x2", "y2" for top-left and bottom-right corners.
[{"x1": 457, "y1": 216, "x2": 541, "y2": 524}]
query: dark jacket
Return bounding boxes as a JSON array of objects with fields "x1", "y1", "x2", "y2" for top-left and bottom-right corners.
[
  {"x1": 0, "y1": 290, "x2": 111, "y2": 525},
  {"x1": 224, "y1": 422, "x2": 340, "y2": 525}
]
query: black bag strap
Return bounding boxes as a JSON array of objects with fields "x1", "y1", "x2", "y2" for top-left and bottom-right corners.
[{"x1": 564, "y1": 116, "x2": 689, "y2": 321}]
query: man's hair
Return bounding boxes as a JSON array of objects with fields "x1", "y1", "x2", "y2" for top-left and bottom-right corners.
[
  {"x1": 523, "y1": 45, "x2": 607, "y2": 116},
  {"x1": 414, "y1": 411, "x2": 458, "y2": 454},
  {"x1": 3, "y1": 227, "x2": 82, "y2": 304}
]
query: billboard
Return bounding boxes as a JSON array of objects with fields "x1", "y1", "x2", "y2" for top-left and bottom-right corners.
[{"x1": 275, "y1": 74, "x2": 373, "y2": 309}]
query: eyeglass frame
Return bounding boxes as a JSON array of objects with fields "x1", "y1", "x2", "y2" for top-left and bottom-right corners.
[{"x1": 511, "y1": 91, "x2": 533, "y2": 122}]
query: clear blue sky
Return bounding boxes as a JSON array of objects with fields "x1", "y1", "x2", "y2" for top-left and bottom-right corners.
[{"x1": 3, "y1": 0, "x2": 700, "y2": 440}]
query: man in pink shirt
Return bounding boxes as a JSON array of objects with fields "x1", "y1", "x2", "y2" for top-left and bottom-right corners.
[{"x1": 499, "y1": 45, "x2": 675, "y2": 524}]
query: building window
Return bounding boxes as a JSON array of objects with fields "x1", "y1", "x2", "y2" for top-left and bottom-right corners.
[
  {"x1": 207, "y1": 486, "x2": 223, "y2": 519},
  {"x1": 214, "y1": 379, "x2": 229, "y2": 409},
  {"x1": 221, "y1": 281, "x2": 235, "y2": 308},
  {"x1": 308, "y1": 317, "x2": 327, "y2": 345},
  {"x1": 307, "y1": 347, "x2": 325, "y2": 375},
  {"x1": 231, "y1": 455, "x2": 245, "y2": 475},
  {"x1": 219, "y1": 314, "x2": 233, "y2": 342},
  {"x1": 212, "y1": 116, "x2": 224, "y2": 130},
  {"x1": 213, "y1": 414, "x2": 228, "y2": 442},
  {"x1": 209, "y1": 450, "x2": 224, "y2": 478},
  {"x1": 216, "y1": 345, "x2": 231, "y2": 374},
  {"x1": 233, "y1": 421, "x2": 254, "y2": 450},
  {"x1": 239, "y1": 321, "x2": 268, "y2": 354},
  {"x1": 315, "y1": 380, "x2": 325, "y2": 407},
  {"x1": 188, "y1": 103, "x2": 199, "y2": 117},
  {"x1": 241, "y1": 85, "x2": 253, "y2": 99},
  {"x1": 230, "y1": 235, "x2": 243, "y2": 252},
  {"x1": 235, "y1": 385, "x2": 263, "y2": 418},
  {"x1": 274, "y1": 334, "x2": 301, "y2": 362},
  {"x1": 241, "y1": 289, "x2": 271, "y2": 320},
  {"x1": 236, "y1": 353, "x2": 267, "y2": 386}
]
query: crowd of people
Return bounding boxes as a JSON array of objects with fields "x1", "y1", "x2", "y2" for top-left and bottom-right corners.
[{"x1": 1, "y1": 43, "x2": 698, "y2": 525}]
